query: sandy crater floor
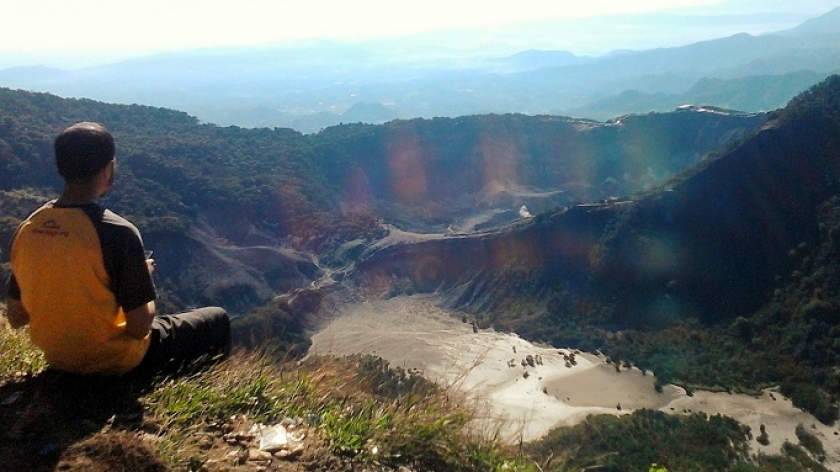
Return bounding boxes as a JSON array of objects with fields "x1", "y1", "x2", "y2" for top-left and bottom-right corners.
[{"x1": 308, "y1": 294, "x2": 840, "y2": 469}]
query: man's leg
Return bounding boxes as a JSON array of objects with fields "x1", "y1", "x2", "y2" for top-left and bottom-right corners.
[{"x1": 133, "y1": 306, "x2": 231, "y2": 377}]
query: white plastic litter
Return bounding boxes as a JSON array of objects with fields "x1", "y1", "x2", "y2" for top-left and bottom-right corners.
[
  {"x1": 259, "y1": 424, "x2": 305, "y2": 453},
  {"x1": 259, "y1": 424, "x2": 289, "y2": 452}
]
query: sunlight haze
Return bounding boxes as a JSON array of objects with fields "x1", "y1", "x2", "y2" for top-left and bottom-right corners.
[{"x1": 1, "y1": 0, "x2": 838, "y2": 68}]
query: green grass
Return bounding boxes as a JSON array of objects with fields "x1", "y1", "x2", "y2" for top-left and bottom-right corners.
[
  {"x1": 144, "y1": 352, "x2": 537, "y2": 470},
  {"x1": 147, "y1": 361, "x2": 310, "y2": 427},
  {"x1": 0, "y1": 311, "x2": 535, "y2": 471},
  {"x1": 0, "y1": 316, "x2": 47, "y2": 377}
]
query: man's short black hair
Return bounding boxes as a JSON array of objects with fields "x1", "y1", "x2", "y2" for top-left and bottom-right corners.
[{"x1": 55, "y1": 122, "x2": 115, "y2": 182}]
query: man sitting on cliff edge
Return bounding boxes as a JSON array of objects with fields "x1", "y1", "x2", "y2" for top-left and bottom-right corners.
[{"x1": 4, "y1": 121, "x2": 230, "y2": 377}]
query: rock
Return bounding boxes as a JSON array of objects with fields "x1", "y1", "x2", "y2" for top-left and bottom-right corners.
[
  {"x1": 247, "y1": 448, "x2": 273, "y2": 462},
  {"x1": 273, "y1": 444, "x2": 304, "y2": 460},
  {"x1": 225, "y1": 450, "x2": 246, "y2": 466}
]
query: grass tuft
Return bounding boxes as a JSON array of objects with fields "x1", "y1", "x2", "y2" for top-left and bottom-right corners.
[
  {"x1": 1, "y1": 305, "x2": 535, "y2": 470},
  {"x1": 0, "y1": 315, "x2": 47, "y2": 380},
  {"x1": 142, "y1": 350, "x2": 536, "y2": 470}
]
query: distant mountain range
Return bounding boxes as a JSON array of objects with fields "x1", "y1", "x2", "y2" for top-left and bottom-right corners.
[{"x1": 0, "y1": 8, "x2": 838, "y2": 132}]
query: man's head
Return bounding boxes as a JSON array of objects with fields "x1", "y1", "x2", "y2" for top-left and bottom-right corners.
[{"x1": 55, "y1": 122, "x2": 115, "y2": 182}]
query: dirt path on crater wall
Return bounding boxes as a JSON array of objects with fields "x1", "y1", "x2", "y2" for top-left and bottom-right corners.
[{"x1": 307, "y1": 294, "x2": 840, "y2": 468}]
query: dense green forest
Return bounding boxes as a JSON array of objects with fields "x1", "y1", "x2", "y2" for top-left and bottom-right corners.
[
  {"x1": 526, "y1": 409, "x2": 831, "y2": 471},
  {"x1": 0, "y1": 89, "x2": 330, "y2": 243}
]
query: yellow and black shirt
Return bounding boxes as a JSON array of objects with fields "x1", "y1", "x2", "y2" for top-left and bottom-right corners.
[{"x1": 6, "y1": 201, "x2": 157, "y2": 375}]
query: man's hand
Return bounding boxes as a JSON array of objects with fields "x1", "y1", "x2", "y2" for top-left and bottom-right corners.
[
  {"x1": 145, "y1": 250, "x2": 155, "y2": 275},
  {"x1": 124, "y1": 301, "x2": 156, "y2": 340},
  {"x1": 5, "y1": 298, "x2": 30, "y2": 329}
]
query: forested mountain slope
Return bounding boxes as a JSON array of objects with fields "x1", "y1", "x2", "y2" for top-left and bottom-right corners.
[
  {"x1": 312, "y1": 110, "x2": 765, "y2": 231},
  {"x1": 0, "y1": 87, "x2": 763, "y2": 315},
  {"x1": 0, "y1": 90, "x2": 329, "y2": 313},
  {"x1": 355, "y1": 75, "x2": 840, "y2": 326}
]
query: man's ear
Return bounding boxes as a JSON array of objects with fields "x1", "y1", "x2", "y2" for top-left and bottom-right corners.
[{"x1": 100, "y1": 160, "x2": 116, "y2": 193}]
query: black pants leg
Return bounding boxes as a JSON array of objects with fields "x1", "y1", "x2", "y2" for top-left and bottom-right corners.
[{"x1": 132, "y1": 306, "x2": 231, "y2": 377}]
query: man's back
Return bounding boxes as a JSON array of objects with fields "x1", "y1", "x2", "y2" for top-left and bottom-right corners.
[{"x1": 10, "y1": 201, "x2": 155, "y2": 374}]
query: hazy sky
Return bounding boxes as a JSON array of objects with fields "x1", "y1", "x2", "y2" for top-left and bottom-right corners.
[{"x1": 1, "y1": 0, "x2": 838, "y2": 68}]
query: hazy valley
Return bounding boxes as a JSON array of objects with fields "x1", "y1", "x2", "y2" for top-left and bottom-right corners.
[{"x1": 1, "y1": 8, "x2": 839, "y2": 132}]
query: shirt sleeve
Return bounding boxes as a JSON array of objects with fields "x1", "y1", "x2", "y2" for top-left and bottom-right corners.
[
  {"x1": 97, "y1": 208, "x2": 157, "y2": 313},
  {"x1": 113, "y1": 227, "x2": 157, "y2": 312}
]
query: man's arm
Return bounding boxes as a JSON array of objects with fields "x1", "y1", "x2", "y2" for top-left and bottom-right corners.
[
  {"x1": 124, "y1": 300, "x2": 156, "y2": 340},
  {"x1": 5, "y1": 298, "x2": 30, "y2": 329}
]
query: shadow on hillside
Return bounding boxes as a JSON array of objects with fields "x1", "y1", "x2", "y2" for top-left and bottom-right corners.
[{"x1": 0, "y1": 369, "x2": 153, "y2": 472}]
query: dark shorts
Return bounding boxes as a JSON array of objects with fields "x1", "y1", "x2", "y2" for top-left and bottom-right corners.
[{"x1": 132, "y1": 306, "x2": 231, "y2": 377}]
